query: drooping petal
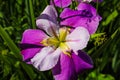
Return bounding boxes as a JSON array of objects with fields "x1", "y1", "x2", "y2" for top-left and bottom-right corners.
[
  {"x1": 60, "y1": 3, "x2": 102, "y2": 34},
  {"x1": 21, "y1": 29, "x2": 48, "y2": 63},
  {"x1": 72, "y1": 50, "x2": 93, "y2": 74},
  {"x1": 31, "y1": 47, "x2": 62, "y2": 71},
  {"x1": 36, "y1": 5, "x2": 59, "y2": 36},
  {"x1": 52, "y1": 53, "x2": 77, "y2": 80},
  {"x1": 52, "y1": 51, "x2": 93, "y2": 80},
  {"x1": 66, "y1": 27, "x2": 90, "y2": 54},
  {"x1": 51, "y1": 0, "x2": 72, "y2": 8}
]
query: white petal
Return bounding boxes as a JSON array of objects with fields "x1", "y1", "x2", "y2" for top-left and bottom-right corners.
[
  {"x1": 31, "y1": 47, "x2": 61, "y2": 71},
  {"x1": 36, "y1": 5, "x2": 59, "y2": 36},
  {"x1": 66, "y1": 27, "x2": 90, "y2": 54}
]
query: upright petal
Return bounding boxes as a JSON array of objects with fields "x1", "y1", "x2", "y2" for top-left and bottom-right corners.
[
  {"x1": 72, "y1": 50, "x2": 93, "y2": 74},
  {"x1": 66, "y1": 27, "x2": 90, "y2": 54},
  {"x1": 36, "y1": 5, "x2": 59, "y2": 36},
  {"x1": 21, "y1": 29, "x2": 48, "y2": 63},
  {"x1": 51, "y1": 0, "x2": 72, "y2": 8},
  {"x1": 31, "y1": 47, "x2": 62, "y2": 71},
  {"x1": 60, "y1": 8, "x2": 92, "y2": 33},
  {"x1": 77, "y1": 2, "x2": 96, "y2": 16},
  {"x1": 52, "y1": 53, "x2": 77, "y2": 80},
  {"x1": 77, "y1": 3, "x2": 102, "y2": 34},
  {"x1": 60, "y1": 3, "x2": 102, "y2": 34}
]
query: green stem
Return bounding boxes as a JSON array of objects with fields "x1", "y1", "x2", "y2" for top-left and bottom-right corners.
[
  {"x1": 26, "y1": 0, "x2": 36, "y2": 29},
  {"x1": 0, "y1": 25, "x2": 21, "y2": 59}
]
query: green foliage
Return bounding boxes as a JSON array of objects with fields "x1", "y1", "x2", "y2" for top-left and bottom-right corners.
[
  {"x1": 86, "y1": 71, "x2": 115, "y2": 80},
  {"x1": 0, "y1": 0, "x2": 120, "y2": 80}
]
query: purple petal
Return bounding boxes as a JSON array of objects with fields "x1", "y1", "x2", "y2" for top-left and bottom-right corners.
[
  {"x1": 21, "y1": 29, "x2": 48, "y2": 63},
  {"x1": 60, "y1": 3, "x2": 102, "y2": 34},
  {"x1": 21, "y1": 48, "x2": 41, "y2": 63},
  {"x1": 60, "y1": 8, "x2": 90, "y2": 28},
  {"x1": 52, "y1": 51, "x2": 93, "y2": 80},
  {"x1": 60, "y1": 8, "x2": 92, "y2": 20},
  {"x1": 72, "y1": 50, "x2": 93, "y2": 74},
  {"x1": 77, "y1": 2, "x2": 96, "y2": 16},
  {"x1": 52, "y1": 53, "x2": 77, "y2": 80},
  {"x1": 77, "y1": 3, "x2": 102, "y2": 34},
  {"x1": 51, "y1": 0, "x2": 72, "y2": 8},
  {"x1": 31, "y1": 47, "x2": 62, "y2": 71},
  {"x1": 36, "y1": 5, "x2": 59, "y2": 36}
]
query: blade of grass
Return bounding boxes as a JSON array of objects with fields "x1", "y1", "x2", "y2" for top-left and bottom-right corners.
[
  {"x1": 0, "y1": 25, "x2": 21, "y2": 60},
  {"x1": 25, "y1": 0, "x2": 36, "y2": 29}
]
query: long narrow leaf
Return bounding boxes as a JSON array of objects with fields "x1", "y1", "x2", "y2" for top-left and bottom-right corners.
[{"x1": 0, "y1": 25, "x2": 21, "y2": 59}]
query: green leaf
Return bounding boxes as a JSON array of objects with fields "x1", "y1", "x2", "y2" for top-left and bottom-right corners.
[
  {"x1": 102, "y1": 10, "x2": 118, "y2": 26},
  {"x1": 25, "y1": 0, "x2": 36, "y2": 29},
  {"x1": 86, "y1": 71, "x2": 115, "y2": 80}
]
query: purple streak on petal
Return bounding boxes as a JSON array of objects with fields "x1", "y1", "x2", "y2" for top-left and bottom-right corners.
[
  {"x1": 31, "y1": 47, "x2": 62, "y2": 71},
  {"x1": 60, "y1": 3, "x2": 102, "y2": 34},
  {"x1": 72, "y1": 50, "x2": 93, "y2": 74},
  {"x1": 21, "y1": 29, "x2": 48, "y2": 45},
  {"x1": 36, "y1": 5, "x2": 59, "y2": 36},
  {"x1": 52, "y1": 53, "x2": 77, "y2": 80},
  {"x1": 52, "y1": 51, "x2": 93, "y2": 80},
  {"x1": 86, "y1": 16, "x2": 102, "y2": 34},
  {"x1": 21, "y1": 48, "x2": 41, "y2": 64},
  {"x1": 77, "y1": 2, "x2": 96, "y2": 16},
  {"x1": 60, "y1": 8, "x2": 91, "y2": 32},
  {"x1": 77, "y1": 3, "x2": 102, "y2": 33},
  {"x1": 21, "y1": 29, "x2": 48, "y2": 63},
  {"x1": 51, "y1": 0, "x2": 72, "y2": 8},
  {"x1": 19, "y1": 43, "x2": 44, "y2": 50},
  {"x1": 60, "y1": 8, "x2": 91, "y2": 29},
  {"x1": 60, "y1": 8, "x2": 92, "y2": 20}
]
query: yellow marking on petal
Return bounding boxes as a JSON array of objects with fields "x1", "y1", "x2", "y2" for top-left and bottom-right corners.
[
  {"x1": 59, "y1": 27, "x2": 69, "y2": 42},
  {"x1": 40, "y1": 27, "x2": 72, "y2": 57},
  {"x1": 59, "y1": 43, "x2": 71, "y2": 57},
  {"x1": 47, "y1": 37, "x2": 59, "y2": 47},
  {"x1": 40, "y1": 39, "x2": 49, "y2": 46}
]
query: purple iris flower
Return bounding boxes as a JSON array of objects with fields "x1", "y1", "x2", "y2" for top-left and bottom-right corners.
[
  {"x1": 51, "y1": 0, "x2": 102, "y2": 8},
  {"x1": 21, "y1": 5, "x2": 93, "y2": 80},
  {"x1": 60, "y1": 2, "x2": 102, "y2": 34}
]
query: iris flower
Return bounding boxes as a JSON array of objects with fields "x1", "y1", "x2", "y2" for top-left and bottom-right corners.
[
  {"x1": 51, "y1": 0, "x2": 102, "y2": 8},
  {"x1": 60, "y1": 2, "x2": 102, "y2": 34},
  {"x1": 21, "y1": 5, "x2": 93, "y2": 80}
]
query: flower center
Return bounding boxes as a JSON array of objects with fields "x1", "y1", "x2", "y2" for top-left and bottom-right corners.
[{"x1": 41, "y1": 28, "x2": 71, "y2": 56}]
